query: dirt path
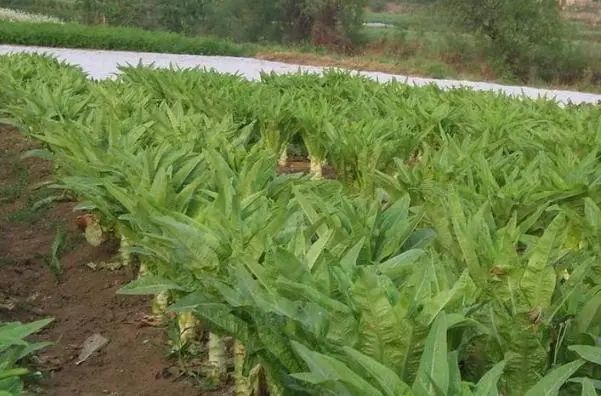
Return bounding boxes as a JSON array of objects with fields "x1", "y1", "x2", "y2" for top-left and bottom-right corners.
[
  {"x1": 0, "y1": 45, "x2": 600, "y2": 105},
  {"x1": 0, "y1": 125, "x2": 205, "y2": 395}
]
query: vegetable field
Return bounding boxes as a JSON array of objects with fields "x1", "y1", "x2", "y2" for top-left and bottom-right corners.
[{"x1": 2, "y1": 53, "x2": 601, "y2": 395}]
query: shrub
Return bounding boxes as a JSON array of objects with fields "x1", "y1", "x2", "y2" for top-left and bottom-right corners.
[{"x1": 441, "y1": 0, "x2": 585, "y2": 83}]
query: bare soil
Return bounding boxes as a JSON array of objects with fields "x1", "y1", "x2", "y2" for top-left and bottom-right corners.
[
  {"x1": 0, "y1": 125, "x2": 212, "y2": 395},
  {"x1": 278, "y1": 158, "x2": 336, "y2": 179}
]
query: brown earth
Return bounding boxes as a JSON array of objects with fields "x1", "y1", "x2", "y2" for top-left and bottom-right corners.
[
  {"x1": 278, "y1": 158, "x2": 336, "y2": 179},
  {"x1": 0, "y1": 125, "x2": 225, "y2": 395}
]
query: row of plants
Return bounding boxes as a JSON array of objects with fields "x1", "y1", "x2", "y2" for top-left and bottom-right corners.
[
  {"x1": 0, "y1": 21, "x2": 249, "y2": 57},
  {"x1": 1, "y1": 53, "x2": 601, "y2": 395}
]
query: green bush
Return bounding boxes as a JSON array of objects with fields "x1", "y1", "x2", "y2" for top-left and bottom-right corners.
[
  {"x1": 441, "y1": 0, "x2": 589, "y2": 83},
  {"x1": 0, "y1": 21, "x2": 250, "y2": 56}
]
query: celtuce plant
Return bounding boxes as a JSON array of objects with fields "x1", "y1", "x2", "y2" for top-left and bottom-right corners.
[{"x1": 2, "y1": 53, "x2": 601, "y2": 395}]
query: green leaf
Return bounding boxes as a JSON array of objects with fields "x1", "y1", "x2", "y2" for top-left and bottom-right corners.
[
  {"x1": 49, "y1": 227, "x2": 66, "y2": 276},
  {"x1": 377, "y1": 249, "x2": 425, "y2": 282},
  {"x1": 403, "y1": 229, "x2": 435, "y2": 250},
  {"x1": 294, "y1": 187, "x2": 329, "y2": 238},
  {"x1": 31, "y1": 195, "x2": 63, "y2": 212},
  {"x1": 305, "y1": 228, "x2": 333, "y2": 270},
  {"x1": 418, "y1": 270, "x2": 472, "y2": 326},
  {"x1": 575, "y1": 289, "x2": 601, "y2": 334},
  {"x1": 412, "y1": 313, "x2": 449, "y2": 396},
  {"x1": 520, "y1": 214, "x2": 565, "y2": 310},
  {"x1": 474, "y1": 360, "x2": 506, "y2": 396},
  {"x1": 194, "y1": 303, "x2": 250, "y2": 346},
  {"x1": 569, "y1": 377, "x2": 601, "y2": 389},
  {"x1": 0, "y1": 319, "x2": 53, "y2": 348},
  {"x1": 342, "y1": 347, "x2": 413, "y2": 396},
  {"x1": 17, "y1": 341, "x2": 53, "y2": 360},
  {"x1": 448, "y1": 191, "x2": 484, "y2": 284},
  {"x1": 291, "y1": 341, "x2": 384, "y2": 396},
  {"x1": 568, "y1": 345, "x2": 601, "y2": 366},
  {"x1": 584, "y1": 198, "x2": 601, "y2": 234},
  {"x1": 0, "y1": 377, "x2": 22, "y2": 395},
  {"x1": 117, "y1": 276, "x2": 185, "y2": 295},
  {"x1": 447, "y1": 351, "x2": 462, "y2": 396},
  {"x1": 166, "y1": 292, "x2": 208, "y2": 313},
  {"x1": 340, "y1": 238, "x2": 365, "y2": 272},
  {"x1": 351, "y1": 269, "x2": 414, "y2": 379},
  {"x1": 0, "y1": 368, "x2": 28, "y2": 381},
  {"x1": 524, "y1": 360, "x2": 585, "y2": 396},
  {"x1": 579, "y1": 378, "x2": 597, "y2": 396},
  {"x1": 20, "y1": 148, "x2": 54, "y2": 161}
]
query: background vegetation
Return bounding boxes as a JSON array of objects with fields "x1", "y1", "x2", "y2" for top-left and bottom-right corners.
[
  {"x1": 0, "y1": 21, "x2": 248, "y2": 56},
  {"x1": 0, "y1": 0, "x2": 599, "y2": 90}
]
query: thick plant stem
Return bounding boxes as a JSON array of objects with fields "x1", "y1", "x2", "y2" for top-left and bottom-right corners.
[
  {"x1": 233, "y1": 340, "x2": 250, "y2": 396},
  {"x1": 138, "y1": 261, "x2": 148, "y2": 278},
  {"x1": 119, "y1": 234, "x2": 131, "y2": 266},
  {"x1": 309, "y1": 156, "x2": 323, "y2": 180},
  {"x1": 151, "y1": 291, "x2": 169, "y2": 322},
  {"x1": 266, "y1": 369, "x2": 283, "y2": 396},
  {"x1": 177, "y1": 312, "x2": 199, "y2": 345},
  {"x1": 278, "y1": 147, "x2": 288, "y2": 167},
  {"x1": 207, "y1": 332, "x2": 226, "y2": 383}
]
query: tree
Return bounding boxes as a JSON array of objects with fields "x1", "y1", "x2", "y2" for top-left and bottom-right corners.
[
  {"x1": 201, "y1": 0, "x2": 367, "y2": 48},
  {"x1": 441, "y1": 0, "x2": 568, "y2": 81},
  {"x1": 68, "y1": 0, "x2": 369, "y2": 48}
]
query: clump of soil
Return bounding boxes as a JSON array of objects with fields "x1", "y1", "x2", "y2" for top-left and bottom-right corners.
[{"x1": 0, "y1": 125, "x2": 213, "y2": 395}]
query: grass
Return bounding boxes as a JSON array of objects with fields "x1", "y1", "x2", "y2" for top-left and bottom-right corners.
[
  {"x1": 7, "y1": 192, "x2": 52, "y2": 223},
  {"x1": 0, "y1": 134, "x2": 55, "y2": 224},
  {"x1": 0, "y1": 21, "x2": 251, "y2": 56},
  {"x1": 0, "y1": 160, "x2": 27, "y2": 203}
]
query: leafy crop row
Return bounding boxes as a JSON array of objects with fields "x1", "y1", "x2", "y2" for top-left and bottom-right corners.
[
  {"x1": 1, "y1": 53, "x2": 600, "y2": 395},
  {"x1": 0, "y1": 21, "x2": 248, "y2": 56}
]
